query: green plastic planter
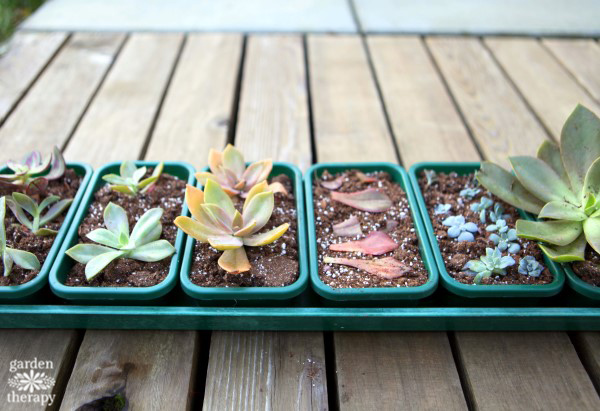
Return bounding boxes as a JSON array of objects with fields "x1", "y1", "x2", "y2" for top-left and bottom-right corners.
[
  {"x1": 180, "y1": 163, "x2": 309, "y2": 301},
  {"x1": 305, "y1": 162, "x2": 439, "y2": 301},
  {"x1": 49, "y1": 161, "x2": 195, "y2": 302},
  {"x1": 563, "y1": 265, "x2": 600, "y2": 301},
  {"x1": 0, "y1": 163, "x2": 93, "y2": 301},
  {"x1": 409, "y1": 162, "x2": 565, "y2": 298}
]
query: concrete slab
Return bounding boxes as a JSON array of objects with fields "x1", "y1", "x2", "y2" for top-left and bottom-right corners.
[
  {"x1": 354, "y1": 0, "x2": 600, "y2": 36},
  {"x1": 22, "y1": 0, "x2": 357, "y2": 32}
]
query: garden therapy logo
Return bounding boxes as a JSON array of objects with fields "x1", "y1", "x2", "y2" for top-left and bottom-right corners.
[{"x1": 6, "y1": 358, "x2": 56, "y2": 406}]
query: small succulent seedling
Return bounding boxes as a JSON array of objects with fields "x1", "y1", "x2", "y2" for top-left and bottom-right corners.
[
  {"x1": 462, "y1": 247, "x2": 516, "y2": 284},
  {"x1": 66, "y1": 203, "x2": 175, "y2": 280},
  {"x1": 102, "y1": 161, "x2": 163, "y2": 196},
  {"x1": 489, "y1": 202, "x2": 510, "y2": 223},
  {"x1": 0, "y1": 197, "x2": 40, "y2": 277},
  {"x1": 174, "y1": 179, "x2": 289, "y2": 273},
  {"x1": 476, "y1": 105, "x2": 600, "y2": 262},
  {"x1": 442, "y1": 215, "x2": 478, "y2": 242},
  {"x1": 518, "y1": 256, "x2": 544, "y2": 277},
  {"x1": 470, "y1": 197, "x2": 493, "y2": 222},
  {"x1": 434, "y1": 204, "x2": 451, "y2": 215},
  {"x1": 6, "y1": 192, "x2": 72, "y2": 236},
  {"x1": 0, "y1": 147, "x2": 66, "y2": 187},
  {"x1": 459, "y1": 187, "x2": 480, "y2": 199},
  {"x1": 424, "y1": 169, "x2": 438, "y2": 187},
  {"x1": 487, "y1": 219, "x2": 521, "y2": 254},
  {"x1": 196, "y1": 144, "x2": 272, "y2": 197}
]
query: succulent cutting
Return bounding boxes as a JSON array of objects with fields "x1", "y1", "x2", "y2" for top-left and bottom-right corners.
[
  {"x1": 6, "y1": 192, "x2": 72, "y2": 236},
  {"x1": 66, "y1": 202, "x2": 175, "y2": 280},
  {"x1": 102, "y1": 161, "x2": 163, "y2": 196},
  {"x1": 0, "y1": 197, "x2": 40, "y2": 277},
  {"x1": 476, "y1": 105, "x2": 600, "y2": 262},
  {"x1": 0, "y1": 147, "x2": 66, "y2": 187},
  {"x1": 174, "y1": 179, "x2": 289, "y2": 273},
  {"x1": 462, "y1": 247, "x2": 516, "y2": 284}
]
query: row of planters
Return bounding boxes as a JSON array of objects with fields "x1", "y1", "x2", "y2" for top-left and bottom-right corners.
[{"x1": 0, "y1": 105, "x2": 599, "y2": 304}]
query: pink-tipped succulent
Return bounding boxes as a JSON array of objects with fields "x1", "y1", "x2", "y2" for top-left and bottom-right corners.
[
  {"x1": 0, "y1": 147, "x2": 66, "y2": 187},
  {"x1": 174, "y1": 179, "x2": 289, "y2": 273},
  {"x1": 196, "y1": 144, "x2": 273, "y2": 197}
]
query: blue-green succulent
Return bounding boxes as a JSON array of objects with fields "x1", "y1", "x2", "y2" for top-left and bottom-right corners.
[
  {"x1": 443, "y1": 215, "x2": 478, "y2": 242},
  {"x1": 518, "y1": 255, "x2": 544, "y2": 277},
  {"x1": 424, "y1": 169, "x2": 437, "y2": 187},
  {"x1": 487, "y1": 219, "x2": 521, "y2": 253},
  {"x1": 459, "y1": 187, "x2": 480, "y2": 199},
  {"x1": 434, "y1": 203, "x2": 451, "y2": 215},
  {"x1": 470, "y1": 197, "x2": 493, "y2": 223},
  {"x1": 462, "y1": 247, "x2": 516, "y2": 284}
]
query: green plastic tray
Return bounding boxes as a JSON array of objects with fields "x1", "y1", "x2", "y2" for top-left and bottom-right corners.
[
  {"x1": 305, "y1": 162, "x2": 439, "y2": 301},
  {"x1": 0, "y1": 163, "x2": 93, "y2": 301},
  {"x1": 49, "y1": 161, "x2": 194, "y2": 302},
  {"x1": 563, "y1": 261, "x2": 600, "y2": 301},
  {"x1": 180, "y1": 163, "x2": 309, "y2": 300},
  {"x1": 409, "y1": 162, "x2": 565, "y2": 298}
]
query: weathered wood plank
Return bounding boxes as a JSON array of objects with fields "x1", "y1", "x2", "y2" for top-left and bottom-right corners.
[
  {"x1": 204, "y1": 332, "x2": 327, "y2": 411},
  {"x1": 59, "y1": 331, "x2": 197, "y2": 411},
  {"x1": 455, "y1": 332, "x2": 600, "y2": 410},
  {"x1": 235, "y1": 35, "x2": 311, "y2": 171},
  {"x1": 0, "y1": 33, "x2": 125, "y2": 163},
  {"x1": 427, "y1": 37, "x2": 547, "y2": 167},
  {"x1": 204, "y1": 34, "x2": 327, "y2": 411},
  {"x1": 367, "y1": 36, "x2": 479, "y2": 165},
  {"x1": 543, "y1": 39, "x2": 600, "y2": 102},
  {"x1": 573, "y1": 332, "x2": 600, "y2": 391},
  {"x1": 0, "y1": 31, "x2": 67, "y2": 124},
  {"x1": 308, "y1": 35, "x2": 396, "y2": 162},
  {"x1": 64, "y1": 33, "x2": 183, "y2": 166},
  {"x1": 485, "y1": 37, "x2": 600, "y2": 138},
  {"x1": 309, "y1": 34, "x2": 467, "y2": 411},
  {"x1": 145, "y1": 34, "x2": 243, "y2": 164}
]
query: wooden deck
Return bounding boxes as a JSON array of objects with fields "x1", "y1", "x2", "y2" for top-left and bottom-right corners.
[{"x1": 0, "y1": 32, "x2": 599, "y2": 410}]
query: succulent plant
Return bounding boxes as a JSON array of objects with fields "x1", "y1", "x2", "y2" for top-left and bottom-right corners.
[
  {"x1": 196, "y1": 144, "x2": 272, "y2": 197},
  {"x1": 102, "y1": 161, "x2": 163, "y2": 196},
  {"x1": 434, "y1": 204, "x2": 451, "y2": 215},
  {"x1": 0, "y1": 147, "x2": 66, "y2": 187},
  {"x1": 489, "y1": 202, "x2": 510, "y2": 223},
  {"x1": 5, "y1": 192, "x2": 72, "y2": 236},
  {"x1": 174, "y1": 179, "x2": 289, "y2": 273},
  {"x1": 424, "y1": 169, "x2": 438, "y2": 187},
  {"x1": 0, "y1": 197, "x2": 40, "y2": 277},
  {"x1": 470, "y1": 197, "x2": 493, "y2": 222},
  {"x1": 476, "y1": 105, "x2": 600, "y2": 262},
  {"x1": 487, "y1": 219, "x2": 521, "y2": 254},
  {"x1": 462, "y1": 247, "x2": 516, "y2": 284},
  {"x1": 442, "y1": 215, "x2": 478, "y2": 242},
  {"x1": 66, "y1": 203, "x2": 175, "y2": 280},
  {"x1": 518, "y1": 256, "x2": 544, "y2": 277},
  {"x1": 459, "y1": 187, "x2": 480, "y2": 199}
]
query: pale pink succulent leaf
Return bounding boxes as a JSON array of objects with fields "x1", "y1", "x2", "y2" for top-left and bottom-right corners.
[
  {"x1": 320, "y1": 176, "x2": 343, "y2": 190},
  {"x1": 218, "y1": 247, "x2": 251, "y2": 273},
  {"x1": 201, "y1": 203, "x2": 234, "y2": 233},
  {"x1": 241, "y1": 160, "x2": 272, "y2": 188},
  {"x1": 208, "y1": 148, "x2": 223, "y2": 174},
  {"x1": 234, "y1": 220, "x2": 257, "y2": 237},
  {"x1": 332, "y1": 215, "x2": 363, "y2": 237},
  {"x1": 204, "y1": 179, "x2": 237, "y2": 218},
  {"x1": 331, "y1": 188, "x2": 392, "y2": 212},
  {"x1": 329, "y1": 231, "x2": 398, "y2": 255},
  {"x1": 223, "y1": 144, "x2": 246, "y2": 179},
  {"x1": 185, "y1": 184, "x2": 204, "y2": 220},
  {"x1": 323, "y1": 256, "x2": 411, "y2": 279}
]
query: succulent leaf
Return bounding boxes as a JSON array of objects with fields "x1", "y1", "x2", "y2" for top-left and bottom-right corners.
[
  {"x1": 185, "y1": 184, "x2": 204, "y2": 220},
  {"x1": 583, "y1": 156, "x2": 600, "y2": 207},
  {"x1": 538, "y1": 201, "x2": 587, "y2": 221},
  {"x1": 537, "y1": 140, "x2": 570, "y2": 186},
  {"x1": 40, "y1": 199, "x2": 72, "y2": 226},
  {"x1": 241, "y1": 160, "x2": 272, "y2": 189},
  {"x1": 243, "y1": 181, "x2": 269, "y2": 212},
  {"x1": 12, "y1": 192, "x2": 37, "y2": 215},
  {"x1": 223, "y1": 144, "x2": 246, "y2": 178},
  {"x1": 516, "y1": 219, "x2": 582, "y2": 246},
  {"x1": 129, "y1": 208, "x2": 163, "y2": 246},
  {"x1": 331, "y1": 188, "x2": 392, "y2": 212},
  {"x1": 243, "y1": 223, "x2": 290, "y2": 247},
  {"x1": 329, "y1": 231, "x2": 398, "y2": 255},
  {"x1": 0, "y1": 197, "x2": 41, "y2": 276},
  {"x1": 234, "y1": 220, "x2": 257, "y2": 237},
  {"x1": 86, "y1": 229, "x2": 122, "y2": 249},
  {"x1": 332, "y1": 215, "x2": 363, "y2": 237},
  {"x1": 85, "y1": 250, "x2": 126, "y2": 280},
  {"x1": 204, "y1": 179, "x2": 236, "y2": 218},
  {"x1": 120, "y1": 161, "x2": 137, "y2": 179},
  {"x1": 103, "y1": 203, "x2": 129, "y2": 238},
  {"x1": 5, "y1": 248, "x2": 40, "y2": 271},
  {"x1": 218, "y1": 247, "x2": 251, "y2": 273},
  {"x1": 321, "y1": 176, "x2": 344, "y2": 190},
  {"x1": 174, "y1": 216, "x2": 216, "y2": 242},
  {"x1": 126, "y1": 240, "x2": 176, "y2": 262},
  {"x1": 538, "y1": 233, "x2": 587, "y2": 262},
  {"x1": 44, "y1": 147, "x2": 66, "y2": 180},
  {"x1": 583, "y1": 216, "x2": 600, "y2": 255},
  {"x1": 3, "y1": 252, "x2": 13, "y2": 277},
  {"x1": 242, "y1": 191, "x2": 274, "y2": 234},
  {"x1": 510, "y1": 156, "x2": 577, "y2": 204},
  {"x1": 323, "y1": 256, "x2": 411, "y2": 279},
  {"x1": 207, "y1": 235, "x2": 244, "y2": 250},
  {"x1": 202, "y1": 204, "x2": 234, "y2": 233}
]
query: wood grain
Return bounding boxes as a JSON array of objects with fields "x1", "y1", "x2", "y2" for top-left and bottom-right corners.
[
  {"x1": 573, "y1": 332, "x2": 600, "y2": 391},
  {"x1": 308, "y1": 35, "x2": 396, "y2": 162},
  {"x1": 204, "y1": 332, "x2": 327, "y2": 411},
  {"x1": 0, "y1": 31, "x2": 67, "y2": 124},
  {"x1": 0, "y1": 33, "x2": 125, "y2": 163},
  {"x1": 427, "y1": 37, "x2": 547, "y2": 167},
  {"x1": 235, "y1": 36, "x2": 311, "y2": 171},
  {"x1": 64, "y1": 33, "x2": 183, "y2": 166},
  {"x1": 59, "y1": 331, "x2": 197, "y2": 411},
  {"x1": 455, "y1": 332, "x2": 600, "y2": 410},
  {"x1": 543, "y1": 39, "x2": 600, "y2": 103},
  {"x1": 145, "y1": 34, "x2": 243, "y2": 164},
  {"x1": 367, "y1": 36, "x2": 479, "y2": 165},
  {"x1": 485, "y1": 37, "x2": 600, "y2": 138}
]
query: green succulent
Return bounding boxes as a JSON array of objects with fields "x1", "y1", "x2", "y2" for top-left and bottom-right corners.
[
  {"x1": 102, "y1": 161, "x2": 163, "y2": 196},
  {"x1": 0, "y1": 147, "x2": 66, "y2": 187},
  {"x1": 6, "y1": 192, "x2": 72, "y2": 236},
  {"x1": 463, "y1": 247, "x2": 516, "y2": 284},
  {"x1": 0, "y1": 197, "x2": 40, "y2": 277},
  {"x1": 476, "y1": 104, "x2": 600, "y2": 262}
]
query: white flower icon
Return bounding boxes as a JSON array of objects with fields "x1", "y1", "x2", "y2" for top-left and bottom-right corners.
[{"x1": 8, "y1": 370, "x2": 55, "y2": 393}]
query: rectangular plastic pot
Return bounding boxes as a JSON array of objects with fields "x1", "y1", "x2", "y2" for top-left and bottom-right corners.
[
  {"x1": 180, "y1": 162, "x2": 309, "y2": 301},
  {"x1": 0, "y1": 163, "x2": 93, "y2": 301},
  {"x1": 305, "y1": 162, "x2": 439, "y2": 301},
  {"x1": 563, "y1": 265, "x2": 600, "y2": 301},
  {"x1": 49, "y1": 161, "x2": 194, "y2": 302},
  {"x1": 409, "y1": 162, "x2": 565, "y2": 298}
]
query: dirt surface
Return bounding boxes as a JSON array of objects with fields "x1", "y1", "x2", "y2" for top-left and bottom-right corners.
[
  {"x1": 314, "y1": 170, "x2": 429, "y2": 289},
  {"x1": 65, "y1": 170, "x2": 185, "y2": 287},
  {"x1": 190, "y1": 174, "x2": 299, "y2": 287},
  {"x1": 0, "y1": 169, "x2": 81, "y2": 285},
  {"x1": 419, "y1": 171, "x2": 554, "y2": 285},
  {"x1": 572, "y1": 248, "x2": 600, "y2": 286}
]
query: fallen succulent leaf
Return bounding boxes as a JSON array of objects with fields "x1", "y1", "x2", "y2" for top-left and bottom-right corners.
[
  {"x1": 323, "y1": 256, "x2": 412, "y2": 279},
  {"x1": 332, "y1": 215, "x2": 363, "y2": 237},
  {"x1": 356, "y1": 171, "x2": 377, "y2": 183},
  {"x1": 268, "y1": 182, "x2": 289, "y2": 196},
  {"x1": 320, "y1": 176, "x2": 344, "y2": 190},
  {"x1": 329, "y1": 231, "x2": 398, "y2": 255},
  {"x1": 331, "y1": 188, "x2": 392, "y2": 212}
]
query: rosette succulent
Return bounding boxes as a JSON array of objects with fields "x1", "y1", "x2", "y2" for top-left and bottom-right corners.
[
  {"x1": 6, "y1": 192, "x2": 72, "y2": 236},
  {"x1": 442, "y1": 215, "x2": 478, "y2": 242},
  {"x1": 434, "y1": 203, "x2": 451, "y2": 215},
  {"x1": 463, "y1": 247, "x2": 516, "y2": 284},
  {"x1": 0, "y1": 147, "x2": 66, "y2": 187},
  {"x1": 0, "y1": 197, "x2": 40, "y2": 277},
  {"x1": 66, "y1": 203, "x2": 175, "y2": 280},
  {"x1": 470, "y1": 197, "x2": 493, "y2": 222},
  {"x1": 487, "y1": 219, "x2": 520, "y2": 253},
  {"x1": 476, "y1": 105, "x2": 600, "y2": 262},
  {"x1": 518, "y1": 256, "x2": 544, "y2": 277},
  {"x1": 196, "y1": 144, "x2": 272, "y2": 197},
  {"x1": 460, "y1": 187, "x2": 480, "y2": 199},
  {"x1": 102, "y1": 161, "x2": 163, "y2": 196},
  {"x1": 174, "y1": 179, "x2": 289, "y2": 273}
]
